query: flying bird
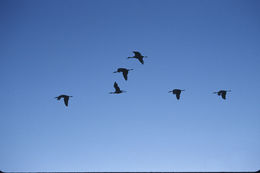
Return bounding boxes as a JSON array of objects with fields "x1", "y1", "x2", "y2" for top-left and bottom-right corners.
[
  {"x1": 213, "y1": 90, "x2": 231, "y2": 100},
  {"x1": 55, "y1": 95, "x2": 72, "y2": 106},
  {"x1": 113, "y1": 68, "x2": 133, "y2": 81},
  {"x1": 127, "y1": 51, "x2": 147, "y2": 64},
  {"x1": 109, "y1": 82, "x2": 126, "y2": 94},
  {"x1": 169, "y1": 89, "x2": 185, "y2": 100}
]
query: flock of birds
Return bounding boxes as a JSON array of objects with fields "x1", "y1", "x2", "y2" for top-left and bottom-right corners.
[{"x1": 55, "y1": 51, "x2": 231, "y2": 107}]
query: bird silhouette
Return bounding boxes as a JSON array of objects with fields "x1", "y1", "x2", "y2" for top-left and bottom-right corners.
[
  {"x1": 127, "y1": 51, "x2": 147, "y2": 64},
  {"x1": 169, "y1": 89, "x2": 185, "y2": 100},
  {"x1": 113, "y1": 68, "x2": 133, "y2": 81},
  {"x1": 213, "y1": 90, "x2": 231, "y2": 100},
  {"x1": 55, "y1": 95, "x2": 72, "y2": 106},
  {"x1": 109, "y1": 82, "x2": 126, "y2": 94}
]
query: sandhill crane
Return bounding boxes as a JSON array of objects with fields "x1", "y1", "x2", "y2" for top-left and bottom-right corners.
[
  {"x1": 55, "y1": 95, "x2": 72, "y2": 107},
  {"x1": 169, "y1": 89, "x2": 185, "y2": 100},
  {"x1": 113, "y1": 68, "x2": 133, "y2": 81},
  {"x1": 109, "y1": 82, "x2": 126, "y2": 94},
  {"x1": 127, "y1": 51, "x2": 147, "y2": 64},
  {"x1": 213, "y1": 90, "x2": 231, "y2": 100}
]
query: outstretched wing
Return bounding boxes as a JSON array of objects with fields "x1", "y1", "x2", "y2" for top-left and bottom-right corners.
[
  {"x1": 221, "y1": 92, "x2": 226, "y2": 99},
  {"x1": 133, "y1": 51, "x2": 142, "y2": 57},
  {"x1": 64, "y1": 97, "x2": 69, "y2": 106},
  {"x1": 176, "y1": 93, "x2": 180, "y2": 100},
  {"x1": 56, "y1": 95, "x2": 62, "y2": 100},
  {"x1": 114, "y1": 82, "x2": 121, "y2": 92},
  {"x1": 117, "y1": 68, "x2": 125, "y2": 72},
  {"x1": 138, "y1": 57, "x2": 144, "y2": 64},
  {"x1": 122, "y1": 71, "x2": 128, "y2": 80}
]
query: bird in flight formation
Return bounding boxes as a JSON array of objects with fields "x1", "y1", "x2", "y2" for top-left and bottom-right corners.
[
  {"x1": 213, "y1": 90, "x2": 231, "y2": 100},
  {"x1": 109, "y1": 82, "x2": 126, "y2": 94},
  {"x1": 169, "y1": 89, "x2": 185, "y2": 100},
  {"x1": 55, "y1": 51, "x2": 232, "y2": 107},
  {"x1": 110, "y1": 51, "x2": 147, "y2": 95},
  {"x1": 55, "y1": 95, "x2": 73, "y2": 107},
  {"x1": 127, "y1": 51, "x2": 147, "y2": 64},
  {"x1": 113, "y1": 68, "x2": 133, "y2": 81}
]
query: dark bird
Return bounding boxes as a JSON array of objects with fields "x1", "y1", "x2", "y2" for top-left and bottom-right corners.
[
  {"x1": 109, "y1": 82, "x2": 126, "y2": 94},
  {"x1": 213, "y1": 90, "x2": 231, "y2": 100},
  {"x1": 113, "y1": 68, "x2": 133, "y2": 81},
  {"x1": 55, "y1": 95, "x2": 72, "y2": 106},
  {"x1": 127, "y1": 51, "x2": 147, "y2": 64},
  {"x1": 169, "y1": 89, "x2": 185, "y2": 100}
]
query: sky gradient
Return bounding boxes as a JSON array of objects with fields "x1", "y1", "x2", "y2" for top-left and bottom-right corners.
[{"x1": 0, "y1": 0, "x2": 260, "y2": 172}]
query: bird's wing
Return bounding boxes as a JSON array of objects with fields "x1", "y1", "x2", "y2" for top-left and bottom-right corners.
[
  {"x1": 138, "y1": 57, "x2": 144, "y2": 64},
  {"x1": 133, "y1": 51, "x2": 142, "y2": 57},
  {"x1": 118, "y1": 68, "x2": 124, "y2": 72},
  {"x1": 56, "y1": 96, "x2": 62, "y2": 100},
  {"x1": 122, "y1": 71, "x2": 128, "y2": 80},
  {"x1": 221, "y1": 92, "x2": 226, "y2": 99},
  {"x1": 176, "y1": 93, "x2": 180, "y2": 100},
  {"x1": 172, "y1": 89, "x2": 178, "y2": 94},
  {"x1": 64, "y1": 97, "x2": 69, "y2": 106},
  {"x1": 114, "y1": 82, "x2": 121, "y2": 92}
]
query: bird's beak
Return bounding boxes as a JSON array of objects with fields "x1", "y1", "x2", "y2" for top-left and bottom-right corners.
[{"x1": 113, "y1": 71, "x2": 117, "y2": 73}]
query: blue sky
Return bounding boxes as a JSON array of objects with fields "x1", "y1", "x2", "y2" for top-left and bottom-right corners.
[{"x1": 0, "y1": 0, "x2": 260, "y2": 171}]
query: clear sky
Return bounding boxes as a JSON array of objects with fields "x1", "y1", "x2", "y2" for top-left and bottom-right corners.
[{"x1": 0, "y1": 0, "x2": 260, "y2": 172}]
